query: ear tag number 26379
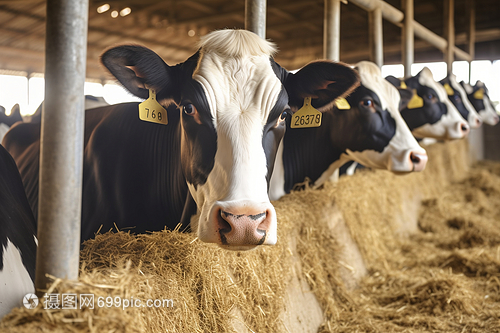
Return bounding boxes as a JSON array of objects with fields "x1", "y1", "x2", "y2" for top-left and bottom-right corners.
[
  {"x1": 291, "y1": 97, "x2": 322, "y2": 129},
  {"x1": 139, "y1": 89, "x2": 168, "y2": 125}
]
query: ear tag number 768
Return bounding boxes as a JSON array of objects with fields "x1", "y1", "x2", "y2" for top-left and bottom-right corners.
[
  {"x1": 139, "y1": 89, "x2": 168, "y2": 125},
  {"x1": 291, "y1": 97, "x2": 322, "y2": 129}
]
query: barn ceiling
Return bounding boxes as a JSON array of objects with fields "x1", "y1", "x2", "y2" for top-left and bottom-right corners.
[{"x1": 0, "y1": 0, "x2": 499, "y2": 81}]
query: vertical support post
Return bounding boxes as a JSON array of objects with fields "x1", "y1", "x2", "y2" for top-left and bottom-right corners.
[
  {"x1": 324, "y1": 0, "x2": 341, "y2": 61},
  {"x1": 245, "y1": 0, "x2": 266, "y2": 38},
  {"x1": 35, "y1": 0, "x2": 88, "y2": 294},
  {"x1": 444, "y1": 0, "x2": 455, "y2": 75},
  {"x1": 466, "y1": 0, "x2": 475, "y2": 83},
  {"x1": 402, "y1": 0, "x2": 414, "y2": 78},
  {"x1": 369, "y1": 5, "x2": 384, "y2": 67}
]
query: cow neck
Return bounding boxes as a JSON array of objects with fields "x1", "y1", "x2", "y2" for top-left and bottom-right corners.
[{"x1": 282, "y1": 111, "x2": 342, "y2": 193}]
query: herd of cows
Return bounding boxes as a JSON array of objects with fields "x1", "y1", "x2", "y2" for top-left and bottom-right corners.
[{"x1": 0, "y1": 29, "x2": 498, "y2": 318}]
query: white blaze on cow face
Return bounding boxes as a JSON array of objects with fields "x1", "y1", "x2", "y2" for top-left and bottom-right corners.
[
  {"x1": 448, "y1": 74, "x2": 482, "y2": 128},
  {"x1": 345, "y1": 61, "x2": 427, "y2": 173},
  {"x1": 413, "y1": 68, "x2": 469, "y2": 140},
  {"x1": 189, "y1": 30, "x2": 282, "y2": 250}
]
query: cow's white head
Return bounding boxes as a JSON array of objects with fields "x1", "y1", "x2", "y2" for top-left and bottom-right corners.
[
  {"x1": 440, "y1": 74, "x2": 482, "y2": 128},
  {"x1": 338, "y1": 61, "x2": 427, "y2": 173},
  {"x1": 101, "y1": 29, "x2": 359, "y2": 250},
  {"x1": 462, "y1": 81, "x2": 499, "y2": 126},
  {"x1": 388, "y1": 68, "x2": 469, "y2": 140}
]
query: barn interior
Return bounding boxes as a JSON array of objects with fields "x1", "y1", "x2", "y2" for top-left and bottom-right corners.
[{"x1": 1, "y1": 1, "x2": 500, "y2": 332}]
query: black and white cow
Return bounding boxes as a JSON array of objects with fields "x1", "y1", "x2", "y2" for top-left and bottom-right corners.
[
  {"x1": 386, "y1": 67, "x2": 469, "y2": 140},
  {"x1": 0, "y1": 144, "x2": 36, "y2": 318},
  {"x1": 461, "y1": 80, "x2": 499, "y2": 126},
  {"x1": 439, "y1": 74, "x2": 482, "y2": 129},
  {"x1": 24, "y1": 95, "x2": 109, "y2": 123},
  {"x1": 4, "y1": 29, "x2": 358, "y2": 250},
  {"x1": 0, "y1": 104, "x2": 22, "y2": 142},
  {"x1": 269, "y1": 61, "x2": 427, "y2": 199}
]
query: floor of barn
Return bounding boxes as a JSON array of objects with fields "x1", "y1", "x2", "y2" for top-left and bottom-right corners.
[{"x1": 1, "y1": 138, "x2": 500, "y2": 333}]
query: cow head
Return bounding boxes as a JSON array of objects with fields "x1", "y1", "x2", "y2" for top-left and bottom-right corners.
[
  {"x1": 333, "y1": 61, "x2": 427, "y2": 173},
  {"x1": 101, "y1": 29, "x2": 358, "y2": 250},
  {"x1": 439, "y1": 74, "x2": 482, "y2": 128},
  {"x1": 461, "y1": 81, "x2": 499, "y2": 126},
  {"x1": 386, "y1": 68, "x2": 469, "y2": 140}
]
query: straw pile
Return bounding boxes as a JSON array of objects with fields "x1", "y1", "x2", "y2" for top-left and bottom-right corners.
[{"x1": 1, "y1": 139, "x2": 500, "y2": 332}]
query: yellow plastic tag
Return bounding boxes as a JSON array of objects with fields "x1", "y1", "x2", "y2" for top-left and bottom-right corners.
[
  {"x1": 444, "y1": 83, "x2": 454, "y2": 96},
  {"x1": 407, "y1": 89, "x2": 424, "y2": 109},
  {"x1": 473, "y1": 88, "x2": 484, "y2": 100},
  {"x1": 400, "y1": 81, "x2": 407, "y2": 89},
  {"x1": 291, "y1": 97, "x2": 322, "y2": 129},
  {"x1": 139, "y1": 89, "x2": 168, "y2": 125},
  {"x1": 335, "y1": 97, "x2": 351, "y2": 110}
]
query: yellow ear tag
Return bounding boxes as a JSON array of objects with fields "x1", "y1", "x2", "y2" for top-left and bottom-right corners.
[
  {"x1": 400, "y1": 81, "x2": 407, "y2": 89},
  {"x1": 138, "y1": 89, "x2": 168, "y2": 125},
  {"x1": 444, "y1": 83, "x2": 454, "y2": 96},
  {"x1": 291, "y1": 97, "x2": 322, "y2": 129},
  {"x1": 473, "y1": 88, "x2": 484, "y2": 100},
  {"x1": 335, "y1": 97, "x2": 351, "y2": 110},
  {"x1": 407, "y1": 89, "x2": 424, "y2": 109}
]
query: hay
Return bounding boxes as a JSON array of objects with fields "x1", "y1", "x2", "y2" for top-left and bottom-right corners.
[{"x1": 2, "y1": 139, "x2": 500, "y2": 333}]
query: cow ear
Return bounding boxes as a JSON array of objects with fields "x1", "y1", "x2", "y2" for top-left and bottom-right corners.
[
  {"x1": 284, "y1": 61, "x2": 359, "y2": 110},
  {"x1": 397, "y1": 88, "x2": 414, "y2": 111},
  {"x1": 101, "y1": 45, "x2": 175, "y2": 101},
  {"x1": 385, "y1": 75, "x2": 401, "y2": 88}
]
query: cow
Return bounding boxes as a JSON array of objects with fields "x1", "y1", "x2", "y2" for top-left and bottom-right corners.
[
  {"x1": 4, "y1": 29, "x2": 359, "y2": 250},
  {"x1": 0, "y1": 144, "x2": 37, "y2": 319},
  {"x1": 0, "y1": 104, "x2": 22, "y2": 142},
  {"x1": 461, "y1": 81, "x2": 499, "y2": 126},
  {"x1": 23, "y1": 95, "x2": 109, "y2": 123},
  {"x1": 269, "y1": 61, "x2": 427, "y2": 199},
  {"x1": 385, "y1": 67, "x2": 469, "y2": 140},
  {"x1": 439, "y1": 74, "x2": 482, "y2": 129}
]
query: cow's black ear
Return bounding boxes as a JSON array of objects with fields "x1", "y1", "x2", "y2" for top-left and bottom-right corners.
[
  {"x1": 101, "y1": 45, "x2": 175, "y2": 100},
  {"x1": 398, "y1": 88, "x2": 414, "y2": 111},
  {"x1": 385, "y1": 75, "x2": 401, "y2": 88},
  {"x1": 284, "y1": 60, "x2": 359, "y2": 111}
]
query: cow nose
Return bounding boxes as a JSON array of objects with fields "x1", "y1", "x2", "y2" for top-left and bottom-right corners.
[
  {"x1": 217, "y1": 209, "x2": 270, "y2": 246},
  {"x1": 409, "y1": 151, "x2": 428, "y2": 172},
  {"x1": 475, "y1": 117, "x2": 482, "y2": 128},
  {"x1": 459, "y1": 122, "x2": 470, "y2": 136}
]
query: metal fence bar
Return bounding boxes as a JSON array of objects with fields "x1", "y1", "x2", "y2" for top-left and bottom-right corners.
[
  {"x1": 245, "y1": 0, "x2": 267, "y2": 38},
  {"x1": 324, "y1": 0, "x2": 341, "y2": 61},
  {"x1": 35, "y1": 0, "x2": 88, "y2": 293},
  {"x1": 445, "y1": 0, "x2": 455, "y2": 74},
  {"x1": 369, "y1": 5, "x2": 384, "y2": 67},
  {"x1": 349, "y1": 0, "x2": 472, "y2": 62},
  {"x1": 402, "y1": 0, "x2": 414, "y2": 78}
]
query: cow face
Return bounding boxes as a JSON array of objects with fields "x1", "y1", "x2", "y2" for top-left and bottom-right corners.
[
  {"x1": 439, "y1": 74, "x2": 482, "y2": 129},
  {"x1": 461, "y1": 81, "x2": 499, "y2": 126},
  {"x1": 333, "y1": 61, "x2": 427, "y2": 173},
  {"x1": 101, "y1": 29, "x2": 358, "y2": 250},
  {"x1": 387, "y1": 68, "x2": 469, "y2": 140}
]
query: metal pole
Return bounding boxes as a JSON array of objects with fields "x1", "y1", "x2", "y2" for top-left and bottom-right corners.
[
  {"x1": 369, "y1": 5, "x2": 384, "y2": 67},
  {"x1": 324, "y1": 0, "x2": 341, "y2": 61},
  {"x1": 349, "y1": 0, "x2": 472, "y2": 62},
  {"x1": 35, "y1": 0, "x2": 88, "y2": 294},
  {"x1": 467, "y1": 0, "x2": 475, "y2": 83},
  {"x1": 445, "y1": 0, "x2": 455, "y2": 75},
  {"x1": 245, "y1": 0, "x2": 266, "y2": 38},
  {"x1": 402, "y1": 0, "x2": 414, "y2": 78}
]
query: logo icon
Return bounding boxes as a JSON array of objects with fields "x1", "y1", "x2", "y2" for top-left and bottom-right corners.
[{"x1": 23, "y1": 293, "x2": 39, "y2": 309}]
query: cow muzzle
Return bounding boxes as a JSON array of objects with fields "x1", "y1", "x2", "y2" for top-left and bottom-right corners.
[
  {"x1": 409, "y1": 151, "x2": 428, "y2": 172},
  {"x1": 207, "y1": 201, "x2": 277, "y2": 250}
]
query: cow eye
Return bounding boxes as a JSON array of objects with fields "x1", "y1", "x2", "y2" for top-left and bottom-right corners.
[
  {"x1": 183, "y1": 104, "x2": 197, "y2": 115},
  {"x1": 280, "y1": 110, "x2": 289, "y2": 120},
  {"x1": 426, "y1": 93, "x2": 434, "y2": 100}
]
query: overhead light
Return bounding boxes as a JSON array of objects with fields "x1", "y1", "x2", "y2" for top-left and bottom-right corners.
[
  {"x1": 188, "y1": 29, "x2": 195, "y2": 37},
  {"x1": 120, "y1": 7, "x2": 131, "y2": 17},
  {"x1": 111, "y1": 10, "x2": 118, "y2": 18},
  {"x1": 97, "y1": 4, "x2": 110, "y2": 13}
]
